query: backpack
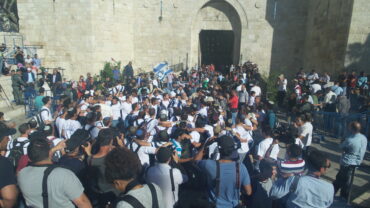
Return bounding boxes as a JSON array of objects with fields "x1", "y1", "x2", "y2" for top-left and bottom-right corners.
[
  {"x1": 83, "y1": 125, "x2": 96, "y2": 139},
  {"x1": 115, "y1": 183, "x2": 159, "y2": 208},
  {"x1": 124, "y1": 113, "x2": 138, "y2": 129},
  {"x1": 31, "y1": 109, "x2": 49, "y2": 130},
  {"x1": 8, "y1": 140, "x2": 29, "y2": 167}
]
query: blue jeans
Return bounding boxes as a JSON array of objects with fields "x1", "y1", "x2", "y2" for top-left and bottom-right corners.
[
  {"x1": 167, "y1": 82, "x2": 173, "y2": 90},
  {"x1": 231, "y1": 110, "x2": 238, "y2": 126}
]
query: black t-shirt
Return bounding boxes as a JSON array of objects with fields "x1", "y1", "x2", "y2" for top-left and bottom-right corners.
[{"x1": 0, "y1": 156, "x2": 17, "y2": 190}]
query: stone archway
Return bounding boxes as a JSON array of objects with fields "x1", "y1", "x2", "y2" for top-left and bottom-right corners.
[{"x1": 190, "y1": 0, "x2": 244, "y2": 69}]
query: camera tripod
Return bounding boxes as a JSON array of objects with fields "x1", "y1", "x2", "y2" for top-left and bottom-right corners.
[{"x1": 0, "y1": 84, "x2": 14, "y2": 109}]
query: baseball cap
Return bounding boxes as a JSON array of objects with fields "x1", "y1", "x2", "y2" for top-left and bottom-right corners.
[
  {"x1": 217, "y1": 135, "x2": 235, "y2": 150},
  {"x1": 156, "y1": 147, "x2": 173, "y2": 163},
  {"x1": 65, "y1": 129, "x2": 91, "y2": 152},
  {"x1": 217, "y1": 135, "x2": 239, "y2": 160}
]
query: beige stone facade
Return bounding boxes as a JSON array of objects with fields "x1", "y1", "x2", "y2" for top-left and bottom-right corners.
[{"x1": 13, "y1": 0, "x2": 370, "y2": 79}]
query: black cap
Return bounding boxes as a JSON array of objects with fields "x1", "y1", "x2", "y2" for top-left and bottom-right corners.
[
  {"x1": 217, "y1": 135, "x2": 239, "y2": 160},
  {"x1": 217, "y1": 135, "x2": 235, "y2": 150},
  {"x1": 65, "y1": 129, "x2": 91, "y2": 152},
  {"x1": 0, "y1": 124, "x2": 16, "y2": 142},
  {"x1": 156, "y1": 147, "x2": 172, "y2": 163}
]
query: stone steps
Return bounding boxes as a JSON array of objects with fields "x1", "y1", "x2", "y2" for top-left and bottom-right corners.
[{"x1": 0, "y1": 105, "x2": 25, "y2": 121}]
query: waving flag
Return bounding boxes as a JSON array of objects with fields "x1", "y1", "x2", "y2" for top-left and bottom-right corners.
[
  {"x1": 153, "y1": 62, "x2": 173, "y2": 80},
  {"x1": 153, "y1": 62, "x2": 168, "y2": 73}
]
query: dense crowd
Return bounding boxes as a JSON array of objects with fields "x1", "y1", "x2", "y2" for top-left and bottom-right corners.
[{"x1": 0, "y1": 56, "x2": 369, "y2": 208}]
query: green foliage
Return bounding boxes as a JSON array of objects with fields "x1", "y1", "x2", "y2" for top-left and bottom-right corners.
[
  {"x1": 263, "y1": 71, "x2": 281, "y2": 102},
  {"x1": 100, "y1": 62, "x2": 114, "y2": 81},
  {"x1": 99, "y1": 61, "x2": 121, "y2": 81}
]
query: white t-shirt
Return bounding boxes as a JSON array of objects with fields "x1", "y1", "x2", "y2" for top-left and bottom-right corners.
[
  {"x1": 243, "y1": 118, "x2": 254, "y2": 141},
  {"x1": 63, "y1": 119, "x2": 81, "y2": 139},
  {"x1": 128, "y1": 141, "x2": 156, "y2": 167},
  {"x1": 162, "y1": 100, "x2": 170, "y2": 109},
  {"x1": 55, "y1": 117, "x2": 65, "y2": 137},
  {"x1": 25, "y1": 58, "x2": 33, "y2": 64},
  {"x1": 204, "y1": 125, "x2": 214, "y2": 138},
  {"x1": 40, "y1": 106, "x2": 52, "y2": 122},
  {"x1": 98, "y1": 103, "x2": 113, "y2": 119},
  {"x1": 248, "y1": 96, "x2": 255, "y2": 106},
  {"x1": 250, "y1": 86, "x2": 261, "y2": 96},
  {"x1": 120, "y1": 102, "x2": 132, "y2": 120},
  {"x1": 198, "y1": 107, "x2": 208, "y2": 117},
  {"x1": 146, "y1": 164, "x2": 187, "y2": 208},
  {"x1": 298, "y1": 122, "x2": 313, "y2": 147},
  {"x1": 146, "y1": 117, "x2": 159, "y2": 136},
  {"x1": 310, "y1": 83, "x2": 322, "y2": 94},
  {"x1": 111, "y1": 103, "x2": 122, "y2": 120},
  {"x1": 278, "y1": 79, "x2": 287, "y2": 91},
  {"x1": 132, "y1": 97, "x2": 139, "y2": 104},
  {"x1": 233, "y1": 126, "x2": 250, "y2": 154},
  {"x1": 257, "y1": 138, "x2": 279, "y2": 160},
  {"x1": 190, "y1": 131, "x2": 200, "y2": 143}
]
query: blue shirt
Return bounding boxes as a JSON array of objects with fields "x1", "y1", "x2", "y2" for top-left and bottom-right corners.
[
  {"x1": 33, "y1": 58, "x2": 41, "y2": 67},
  {"x1": 340, "y1": 133, "x2": 368, "y2": 166},
  {"x1": 331, "y1": 85, "x2": 343, "y2": 96},
  {"x1": 270, "y1": 175, "x2": 334, "y2": 208},
  {"x1": 197, "y1": 160, "x2": 251, "y2": 208},
  {"x1": 113, "y1": 69, "x2": 120, "y2": 81}
]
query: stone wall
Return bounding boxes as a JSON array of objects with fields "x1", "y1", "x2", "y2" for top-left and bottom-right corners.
[
  {"x1": 267, "y1": 0, "x2": 309, "y2": 77},
  {"x1": 344, "y1": 0, "x2": 370, "y2": 73},
  {"x1": 14, "y1": 0, "x2": 370, "y2": 79},
  {"x1": 16, "y1": 0, "x2": 276, "y2": 79},
  {"x1": 303, "y1": 0, "x2": 354, "y2": 75}
]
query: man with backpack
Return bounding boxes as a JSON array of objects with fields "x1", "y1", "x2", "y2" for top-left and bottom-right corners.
[
  {"x1": 18, "y1": 134, "x2": 92, "y2": 208},
  {"x1": 146, "y1": 147, "x2": 188, "y2": 208},
  {"x1": 40, "y1": 96, "x2": 54, "y2": 125},
  {"x1": 105, "y1": 147, "x2": 163, "y2": 208},
  {"x1": 194, "y1": 135, "x2": 252, "y2": 208},
  {"x1": 6, "y1": 123, "x2": 31, "y2": 168}
]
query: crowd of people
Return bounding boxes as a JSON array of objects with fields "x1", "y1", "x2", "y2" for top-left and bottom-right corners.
[{"x1": 0, "y1": 59, "x2": 369, "y2": 208}]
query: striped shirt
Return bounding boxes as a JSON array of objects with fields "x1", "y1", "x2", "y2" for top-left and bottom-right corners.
[{"x1": 278, "y1": 159, "x2": 305, "y2": 175}]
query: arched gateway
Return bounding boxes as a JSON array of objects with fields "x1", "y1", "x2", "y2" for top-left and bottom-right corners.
[{"x1": 190, "y1": 0, "x2": 247, "y2": 72}]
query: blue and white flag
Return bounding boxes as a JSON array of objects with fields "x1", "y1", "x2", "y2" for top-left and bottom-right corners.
[
  {"x1": 153, "y1": 62, "x2": 168, "y2": 73},
  {"x1": 153, "y1": 62, "x2": 173, "y2": 81}
]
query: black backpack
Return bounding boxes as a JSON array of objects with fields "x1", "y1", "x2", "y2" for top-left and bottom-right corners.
[
  {"x1": 31, "y1": 109, "x2": 49, "y2": 130},
  {"x1": 8, "y1": 140, "x2": 29, "y2": 167},
  {"x1": 124, "y1": 113, "x2": 138, "y2": 129},
  {"x1": 115, "y1": 183, "x2": 159, "y2": 208}
]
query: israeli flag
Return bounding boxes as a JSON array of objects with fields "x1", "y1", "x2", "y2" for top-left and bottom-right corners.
[
  {"x1": 153, "y1": 62, "x2": 173, "y2": 80},
  {"x1": 153, "y1": 62, "x2": 168, "y2": 73}
]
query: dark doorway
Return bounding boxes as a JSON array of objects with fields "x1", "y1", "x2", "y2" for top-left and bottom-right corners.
[{"x1": 199, "y1": 30, "x2": 234, "y2": 73}]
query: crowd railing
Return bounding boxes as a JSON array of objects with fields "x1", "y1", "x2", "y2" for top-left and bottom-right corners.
[{"x1": 312, "y1": 111, "x2": 370, "y2": 139}]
